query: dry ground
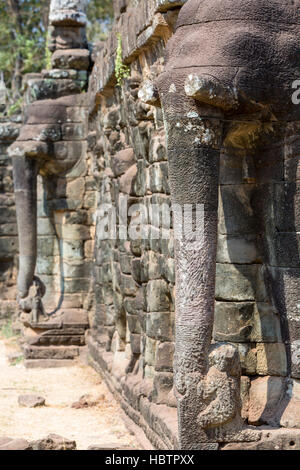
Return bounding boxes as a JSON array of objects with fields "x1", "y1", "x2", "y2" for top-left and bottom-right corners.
[{"x1": 0, "y1": 329, "x2": 140, "y2": 450}]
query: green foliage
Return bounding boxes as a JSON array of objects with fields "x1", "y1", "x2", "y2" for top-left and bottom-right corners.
[
  {"x1": 0, "y1": 0, "x2": 50, "y2": 95},
  {"x1": 115, "y1": 34, "x2": 130, "y2": 87},
  {"x1": 86, "y1": 0, "x2": 114, "y2": 43},
  {"x1": 45, "y1": 31, "x2": 52, "y2": 71},
  {"x1": 0, "y1": 0, "x2": 114, "y2": 112},
  {"x1": 7, "y1": 97, "x2": 23, "y2": 116},
  {"x1": 0, "y1": 320, "x2": 15, "y2": 339},
  {"x1": 11, "y1": 354, "x2": 24, "y2": 366}
]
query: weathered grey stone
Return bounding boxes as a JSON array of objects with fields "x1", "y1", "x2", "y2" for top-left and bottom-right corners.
[
  {"x1": 24, "y1": 359, "x2": 76, "y2": 368},
  {"x1": 61, "y1": 122, "x2": 87, "y2": 140},
  {"x1": 248, "y1": 376, "x2": 286, "y2": 425},
  {"x1": 0, "y1": 438, "x2": 31, "y2": 450},
  {"x1": 256, "y1": 343, "x2": 287, "y2": 376},
  {"x1": 121, "y1": 274, "x2": 138, "y2": 297},
  {"x1": 130, "y1": 333, "x2": 141, "y2": 354},
  {"x1": 217, "y1": 234, "x2": 260, "y2": 264},
  {"x1": 146, "y1": 280, "x2": 171, "y2": 312},
  {"x1": 24, "y1": 345, "x2": 79, "y2": 360},
  {"x1": 120, "y1": 253, "x2": 132, "y2": 274},
  {"x1": 233, "y1": 343, "x2": 257, "y2": 375},
  {"x1": 52, "y1": 49, "x2": 89, "y2": 70},
  {"x1": 26, "y1": 78, "x2": 84, "y2": 102},
  {"x1": 152, "y1": 372, "x2": 173, "y2": 404},
  {"x1": 213, "y1": 302, "x2": 282, "y2": 343},
  {"x1": 49, "y1": 0, "x2": 87, "y2": 26},
  {"x1": 149, "y1": 162, "x2": 170, "y2": 194},
  {"x1": 280, "y1": 379, "x2": 300, "y2": 428},
  {"x1": 222, "y1": 429, "x2": 300, "y2": 450},
  {"x1": 18, "y1": 124, "x2": 62, "y2": 142},
  {"x1": 18, "y1": 394, "x2": 46, "y2": 408},
  {"x1": 127, "y1": 314, "x2": 141, "y2": 334},
  {"x1": 119, "y1": 164, "x2": 137, "y2": 194},
  {"x1": 30, "y1": 433, "x2": 76, "y2": 450},
  {"x1": 218, "y1": 185, "x2": 259, "y2": 235},
  {"x1": 155, "y1": 342, "x2": 174, "y2": 372},
  {"x1": 146, "y1": 312, "x2": 173, "y2": 342},
  {"x1": 111, "y1": 148, "x2": 135, "y2": 177},
  {"x1": 291, "y1": 340, "x2": 300, "y2": 379},
  {"x1": 144, "y1": 336, "x2": 157, "y2": 366},
  {"x1": 215, "y1": 264, "x2": 267, "y2": 302}
]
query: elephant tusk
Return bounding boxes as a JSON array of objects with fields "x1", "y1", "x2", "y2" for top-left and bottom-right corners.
[{"x1": 185, "y1": 73, "x2": 238, "y2": 112}]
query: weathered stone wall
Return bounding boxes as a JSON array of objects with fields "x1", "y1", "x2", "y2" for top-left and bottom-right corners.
[
  {"x1": 87, "y1": 23, "x2": 178, "y2": 449},
  {"x1": 33, "y1": 97, "x2": 94, "y2": 317},
  {"x1": 0, "y1": 119, "x2": 20, "y2": 324},
  {"x1": 215, "y1": 141, "x2": 296, "y2": 429}
]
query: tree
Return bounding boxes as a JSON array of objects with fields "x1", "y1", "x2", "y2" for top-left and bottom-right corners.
[
  {"x1": 0, "y1": 0, "x2": 113, "y2": 113},
  {"x1": 86, "y1": 0, "x2": 114, "y2": 43},
  {"x1": 0, "y1": 0, "x2": 50, "y2": 103}
]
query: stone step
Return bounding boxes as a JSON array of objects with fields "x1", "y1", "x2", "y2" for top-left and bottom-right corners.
[
  {"x1": 24, "y1": 359, "x2": 77, "y2": 369},
  {"x1": 23, "y1": 344, "x2": 80, "y2": 360}
]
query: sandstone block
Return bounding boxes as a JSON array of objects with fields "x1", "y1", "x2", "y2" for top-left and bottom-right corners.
[
  {"x1": 18, "y1": 394, "x2": 46, "y2": 408},
  {"x1": 280, "y1": 379, "x2": 300, "y2": 428},
  {"x1": 52, "y1": 49, "x2": 90, "y2": 70},
  {"x1": 146, "y1": 280, "x2": 171, "y2": 312},
  {"x1": 215, "y1": 263, "x2": 267, "y2": 302},
  {"x1": 218, "y1": 184, "x2": 259, "y2": 235},
  {"x1": 152, "y1": 372, "x2": 174, "y2": 404},
  {"x1": 145, "y1": 336, "x2": 157, "y2": 366},
  {"x1": 248, "y1": 376, "x2": 286, "y2": 425},
  {"x1": 0, "y1": 438, "x2": 31, "y2": 450},
  {"x1": 30, "y1": 434, "x2": 76, "y2": 450},
  {"x1": 119, "y1": 164, "x2": 137, "y2": 194},
  {"x1": 18, "y1": 124, "x2": 61, "y2": 142},
  {"x1": 216, "y1": 234, "x2": 260, "y2": 264},
  {"x1": 111, "y1": 148, "x2": 135, "y2": 177},
  {"x1": 24, "y1": 359, "x2": 76, "y2": 368},
  {"x1": 291, "y1": 340, "x2": 300, "y2": 378},
  {"x1": 62, "y1": 122, "x2": 87, "y2": 140},
  {"x1": 155, "y1": 342, "x2": 174, "y2": 372},
  {"x1": 256, "y1": 343, "x2": 287, "y2": 376},
  {"x1": 213, "y1": 302, "x2": 282, "y2": 343},
  {"x1": 24, "y1": 345, "x2": 79, "y2": 360},
  {"x1": 130, "y1": 333, "x2": 141, "y2": 354},
  {"x1": 146, "y1": 312, "x2": 173, "y2": 341}
]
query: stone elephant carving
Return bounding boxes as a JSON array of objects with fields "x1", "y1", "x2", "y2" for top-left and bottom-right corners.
[
  {"x1": 8, "y1": 0, "x2": 89, "y2": 322},
  {"x1": 139, "y1": 0, "x2": 300, "y2": 448},
  {"x1": 8, "y1": 97, "x2": 87, "y2": 321}
]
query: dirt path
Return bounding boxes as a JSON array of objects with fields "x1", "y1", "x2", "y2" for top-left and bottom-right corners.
[{"x1": 0, "y1": 336, "x2": 140, "y2": 450}]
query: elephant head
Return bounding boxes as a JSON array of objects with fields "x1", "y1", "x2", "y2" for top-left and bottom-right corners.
[
  {"x1": 150, "y1": 0, "x2": 300, "y2": 448},
  {"x1": 8, "y1": 98, "x2": 86, "y2": 320},
  {"x1": 8, "y1": 0, "x2": 89, "y2": 321}
]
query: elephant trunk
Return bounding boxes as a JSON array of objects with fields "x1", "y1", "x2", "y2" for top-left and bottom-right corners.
[
  {"x1": 12, "y1": 156, "x2": 38, "y2": 299},
  {"x1": 158, "y1": 72, "x2": 224, "y2": 447}
]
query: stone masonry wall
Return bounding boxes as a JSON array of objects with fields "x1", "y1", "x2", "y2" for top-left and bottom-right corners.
[{"x1": 87, "y1": 57, "x2": 178, "y2": 451}]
